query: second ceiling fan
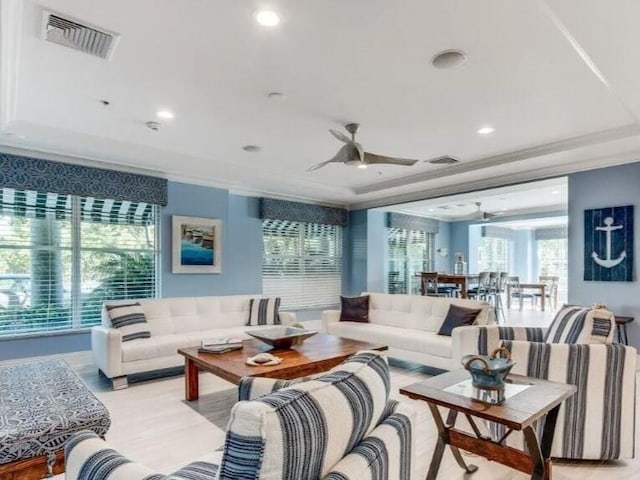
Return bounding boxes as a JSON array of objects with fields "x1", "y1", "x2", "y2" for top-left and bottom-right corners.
[{"x1": 308, "y1": 123, "x2": 420, "y2": 171}]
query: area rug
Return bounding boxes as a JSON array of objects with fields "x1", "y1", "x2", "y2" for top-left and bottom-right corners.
[{"x1": 182, "y1": 388, "x2": 238, "y2": 431}]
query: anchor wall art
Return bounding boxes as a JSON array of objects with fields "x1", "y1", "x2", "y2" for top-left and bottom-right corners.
[{"x1": 584, "y1": 205, "x2": 634, "y2": 282}]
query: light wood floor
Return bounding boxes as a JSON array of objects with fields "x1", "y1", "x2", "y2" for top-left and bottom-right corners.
[{"x1": 1, "y1": 348, "x2": 635, "y2": 480}]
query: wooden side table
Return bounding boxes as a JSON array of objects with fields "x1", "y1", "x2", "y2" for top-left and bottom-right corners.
[
  {"x1": 400, "y1": 370, "x2": 575, "y2": 480},
  {"x1": 615, "y1": 316, "x2": 634, "y2": 345}
]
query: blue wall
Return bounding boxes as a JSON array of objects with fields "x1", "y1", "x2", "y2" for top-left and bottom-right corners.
[
  {"x1": 345, "y1": 209, "x2": 368, "y2": 296},
  {"x1": 568, "y1": 162, "x2": 640, "y2": 348}
]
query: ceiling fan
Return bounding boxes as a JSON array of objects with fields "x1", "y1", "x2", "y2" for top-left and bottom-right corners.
[
  {"x1": 468, "y1": 202, "x2": 496, "y2": 221},
  {"x1": 308, "y1": 123, "x2": 419, "y2": 171}
]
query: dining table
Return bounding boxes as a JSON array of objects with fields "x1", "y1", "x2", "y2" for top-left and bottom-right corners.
[
  {"x1": 420, "y1": 273, "x2": 480, "y2": 299},
  {"x1": 507, "y1": 282, "x2": 547, "y2": 311}
]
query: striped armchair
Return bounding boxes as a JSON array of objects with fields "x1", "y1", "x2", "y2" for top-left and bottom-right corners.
[
  {"x1": 454, "y1": 324, "x2": 636, "y2": 460},
  {"x1": 65, "y1": 351, "x2": 417, "y2": 480}
]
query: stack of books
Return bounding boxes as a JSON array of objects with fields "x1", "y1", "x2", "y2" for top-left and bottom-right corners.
[{"x1": 198, "y1": 337, "x2": 244, "y2": 354}]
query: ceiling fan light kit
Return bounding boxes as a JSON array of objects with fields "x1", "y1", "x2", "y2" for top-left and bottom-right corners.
[{"x1": 308, "y1": 123, "x2": 420, "y2": 171}]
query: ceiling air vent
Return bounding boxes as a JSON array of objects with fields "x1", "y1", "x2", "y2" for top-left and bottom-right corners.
[
  {"x1": 43, "y1": 11, "x2": 119, "y2": 59},
  {"x1": 425, "y1": 155, "x2": 460, "y2": 165}
]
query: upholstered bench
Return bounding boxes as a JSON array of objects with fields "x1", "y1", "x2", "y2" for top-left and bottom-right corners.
[{"x1": 0, "y1": 360, "x2": 110, "y2": 479}]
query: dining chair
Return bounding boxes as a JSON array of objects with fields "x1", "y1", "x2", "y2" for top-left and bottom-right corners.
[
  {"x1": 467, "y1": 271, "x2": 491, "y2": 300},
  {"x1": 491, "y1": 272, "x2": 509, "y2": 324},
  {"x1": 507, "y1": 276, "x2": 537, "y2": 311},
  {"x1": 536, "y1": 275, "x2": 559, "y2": 310},
  {"x1": 420, "y1": 272, "x2": 453, "y2": 297}
]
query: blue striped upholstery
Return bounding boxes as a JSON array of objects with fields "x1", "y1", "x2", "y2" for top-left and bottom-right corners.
[
  {"x1": 237, "y1": 377, "x2": 304, "y2": 401},
  {"x1": 65, "y1": 351, "x2": 416, "y2": 480},
  {"x1": 475, "y1": 325, "x2": 546, "y2": 355},
  {"x1": 497, "y1": 340, "x2": 636, "y2": 460},
  {"x1": 218, "y1": 351, "x2": 395, "y2": 479},
  {"x1": 544, "y1": 305, "x2": 615, "y2": 344}
]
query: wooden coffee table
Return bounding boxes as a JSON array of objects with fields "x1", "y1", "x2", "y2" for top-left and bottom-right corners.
[
  {"x1": 400, "y1": 370, "x2": 576, "y2": 480},
  {"x1": 178, "y1": 333, "x2": 387, "y2": 401}
]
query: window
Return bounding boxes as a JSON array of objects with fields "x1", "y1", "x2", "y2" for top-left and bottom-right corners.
[
  {"x1": 0, "y1": 188, "x2": 159, "y2": 335},
  {"x1": 262, "y1": 219, "x2": 342, "y2": 310},
  {"x1": 537, "y1": 237, "x2": 568, "y2": 300},
  {"x1": 477, "y1": 236, "x2": 509, "y2": 272},
  {"x1": 387, "y1": 228, "x2": 434, "y2": 294}
]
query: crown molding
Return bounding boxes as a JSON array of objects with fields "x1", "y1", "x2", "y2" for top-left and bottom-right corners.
[
  {"x1": 353, "y1": 124, "x2": 640, "y2": 195},
  {"x1": 349, "y1": 148, "x2": 640, "y2": 210}
]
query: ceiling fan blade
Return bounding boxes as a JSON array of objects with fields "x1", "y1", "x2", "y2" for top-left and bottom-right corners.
[
  {"x1": 307, "y1": 145, "x2": 350, "y2": 171},
  {"x1": 363, "y1": 152, "x2": 418, "y2": 166},
  {"x1": 329, "y1": 129, "x2": 353, "y2": 144}
]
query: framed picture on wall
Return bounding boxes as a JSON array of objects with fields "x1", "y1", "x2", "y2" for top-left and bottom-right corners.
[
  {"x1": 172, "y1": 216, "x2": 222, "y2": 273},
  {"x1": 584, "y1": 205, "x2": 633, "y2": 282}
]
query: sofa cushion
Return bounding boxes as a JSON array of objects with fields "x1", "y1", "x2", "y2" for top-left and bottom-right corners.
[
  {"x1": 248, "y1": 297, "x2": 281, "y2": 326},
  {"x1": 218, "y1": 351, "x2": 390, "y2": 479},
  {"x1": 544, "y1": 305, "x2": 615, "y2": 344},
  {"x1": 328, "y1": 322, "x2": 452, "y2": 359},
  {"x1": 340, "y1": 295, "x2": 370, "y2": 322},
  {"x1": 105, "y1": 302, "x2": 151, "y2": 342},
  {"x1": 437, "y1": 304, "x2": 482, "y2": 336}
]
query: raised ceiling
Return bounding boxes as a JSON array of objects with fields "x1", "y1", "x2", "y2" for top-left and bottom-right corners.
[
  {"x1": 1, "y1": 0, "x2": 640, "y2": 208},
  {"x1": 380, "y1": 177, "x2": 568, "y2": 220}
]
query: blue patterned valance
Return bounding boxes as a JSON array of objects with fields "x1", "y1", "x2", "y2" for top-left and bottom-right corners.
[
  {"x1": 386, "y1": 213, "x2": 439, "y2": 234},
  {"x1": 0, "y1": 152, "x2": 167, "y2": 206},
  {"x1": 481, "y1": 225, "x2": 515, "y2": 240},
  {"x1": 535, "y1": 227, "x2": 568, "y2": 240},
  {"x1": 260, "y1": 198, "x2": 347, "y2": 226}
]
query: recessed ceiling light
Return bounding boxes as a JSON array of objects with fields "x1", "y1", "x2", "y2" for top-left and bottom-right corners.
[
  {"x1": 255, "y1": 10, "x2": 281, "y2": 27},
  {"x1": 551, "y1": 190, "x2": 560, "y2": 195},
  {"x1": 242, "y1": 145, "x2": 261, "y2": 152},
  {"x1": 501, "y1": 207, "x2": 508, "y2": 211},
  {"x1": 477, "y1": 126, "x2": 495, "y2": 135},
  {"x1": 431, "y1": 49, "x2": 467, "y2": 69},
  {"x1": 157, "y1": 110, "x2": 174, "y2": 120},
  {"x1": 428, "y1": 208, "x2": 435, "y2": 212},
  {"x1": 357, "y1": 164, "x2": 368, "y2": 169}
]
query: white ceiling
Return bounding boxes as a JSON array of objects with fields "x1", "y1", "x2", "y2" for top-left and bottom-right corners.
[
  {"x1": 379, "y1": 177, "x2": 568, "y2": 220},
  {"x1": 2, "y1": 0, "x2": 640, "y2": 207}
]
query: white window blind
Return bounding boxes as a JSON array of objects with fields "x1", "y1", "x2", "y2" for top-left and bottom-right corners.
[
  {"x1": 262, "y1": 219, "x2": 342, "y2": 309},
  {"x1": 0, "y1": 188, "x2": 158, "y2": 336},
  {"x1": 387, "y1": 228, "x2": 435, "y2": 294},
  {"x1": 477, "y1": 236, "x2": 510, "y2": 272}
]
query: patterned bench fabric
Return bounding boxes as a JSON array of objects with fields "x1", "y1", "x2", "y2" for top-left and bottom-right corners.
[
  {"x1": 475, "y1": 326, "x2": 546, "y2": 355},
  {"x1": 0, "y1": 360, "x2": 111, "y2": 465},
  {"x1": 500, "y1": 341, "x2": 636, "y2": 459},
  {"x1": 324, "y1": 400, "x2": 413, "y2": 480},
  {"x1": 218, "y1": 351, "x2": 391, "y2": 480},
  {"x1": 544, "y1": 305, "x2": 615, "y2": 344}
]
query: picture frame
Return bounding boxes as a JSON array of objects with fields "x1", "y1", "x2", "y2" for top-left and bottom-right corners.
[{"x1": 172, "y1": 216, "x2": 222, "y2": 274}]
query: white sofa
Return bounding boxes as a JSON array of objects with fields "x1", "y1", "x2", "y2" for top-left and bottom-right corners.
[
  {"x1": 322, "y1": 292, "x2": 493, "y2": 370},
  {"x1": 91, "y1": 295, "x2": 296, "y2": 389}
]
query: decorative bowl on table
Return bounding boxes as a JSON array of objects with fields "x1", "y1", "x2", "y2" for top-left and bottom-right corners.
[
  {"x1": 246, "y1": 326, "x2": 318, "y2": 349},
  {"x1": 461, "y1": 347, "x2": 515, "y2": 391}
]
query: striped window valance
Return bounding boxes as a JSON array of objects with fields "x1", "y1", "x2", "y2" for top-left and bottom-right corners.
[
  {"x1": 535, "y1": 227, "x2": 568, "y2": 240},
  {"x1": 481, "y1": 225, "x2": 515, "y2": 240},
  {"x1": 386, "y1": 212, "x2": 439, "y2": 234},
  {"x1": 0, "y1": 188, "x2": 155, "y2": 225},
  {"x1": 0, "y1": 152, "x2": 167, "y2": 206},
  {"x1": 260, "y1": 198, "x2": 348, "y2": 227}
]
